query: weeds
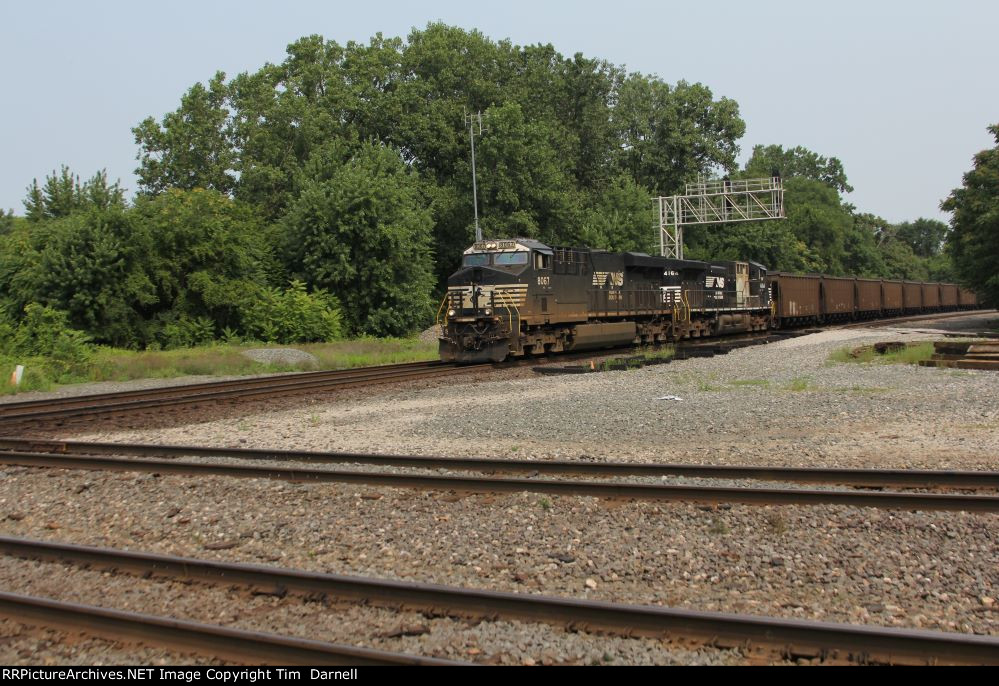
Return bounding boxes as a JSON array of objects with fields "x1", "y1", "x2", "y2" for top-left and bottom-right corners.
[
  {"x1": 827, "y1": 342, "x2": 935, "y2": 367},
  {"x1": 638, "y1": 345, "x2": 676, "y2": 362},
  {"x1": 766, "y1": 512, "x2": 788, "y2": 535},
  {"x1": 785, "y1": 377, "x2": 813, "y2": 392},
  {"x1": 708, "y1": 518, "x2": 730, "y2": 535},
  {"x1": 1, "y1": 337, "x2": 438, "y2": 395},
  {"x1": 537, "y1": 497, "x2": 552, "y2": 511},
  {"x1": 729, "y1": 379, "x2": 770, "y2": 388}
]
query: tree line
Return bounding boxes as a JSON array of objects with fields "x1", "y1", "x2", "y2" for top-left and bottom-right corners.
[{"x1": 1, "y1": 24, "x2": 993, "y2": 353}]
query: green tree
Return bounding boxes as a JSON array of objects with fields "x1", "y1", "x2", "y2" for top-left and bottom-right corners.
[
  {"x1": 578, "y1": 175, "x2": 654, "y2": 252},
  {"x1": 130, "y1": 188, "x2": 275, "y2": 339},
  {"x1": 241, "y1": 280, "x2": 343, "y2": 343},
  {"x1": 133, "y1": 72, "x2": 237, "y2": 196},
  {"x1": 894, "y1": 217, "x2": 949, "y2": 258},
  {"x1": 8, "y1": 208, "x2": 156, "y2": 347},
  {"x1": 281, "y1": 143, "x2": 436, "y2": 336},
  {"x1": 23, "y1": 166, "x2": 125, "y2": 221},
  {"x1": 744, "y1": 144, "x2": 853, "y2": 193},
  {"x1": 616, "y1": 75, "x2": 745, "y2": 195},
  {"x1": 942, "y1": 123, "x2": 999, "y2": 303}
]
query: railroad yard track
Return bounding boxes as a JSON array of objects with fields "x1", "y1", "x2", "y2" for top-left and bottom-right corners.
[
  {"x1": 0, "y1": 536, "x2": 995, "y2": 665},
  {"x1": 0, "y1": 360, "x2": 484, "y2": 430},
  {"x1": 0, "y1": 591, "x2": 461, "y2": 666},
  {"x1": 0, "y1": 441, "x2": 996, "y2": 512},
  {"x1": 841, "y1": 309, "x2": 997, "y2": 330},
  {"x1": 0, "y1": 331, "x2": 823, "y2": 434},
  {"x1": 3, "y1": 438, "x2": 999, "y2": 490},
  {"x1": 1, "y1": 310, "x2": 989, "y2": 433},
  {"x1": 2, "y1": 311, "x2": 996, "y2": 666}
]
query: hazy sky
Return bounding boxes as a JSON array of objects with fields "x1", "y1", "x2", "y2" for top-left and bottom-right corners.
[{"x1": 2, "y1": 0, "x2": 996, "y2": 223}]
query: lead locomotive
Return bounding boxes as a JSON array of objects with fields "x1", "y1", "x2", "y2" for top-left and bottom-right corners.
[{"x1": 438, "y1": 238, "x2": 771, "y2": 363}]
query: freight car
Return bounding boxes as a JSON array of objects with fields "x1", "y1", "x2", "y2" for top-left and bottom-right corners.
[{"x1": 438, "y1": 238, "x2": 978, "y2": 363}]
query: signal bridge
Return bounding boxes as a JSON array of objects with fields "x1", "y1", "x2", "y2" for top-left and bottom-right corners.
[{"x1": 656, "y1": 176, "x2": 785, "y2": 259}]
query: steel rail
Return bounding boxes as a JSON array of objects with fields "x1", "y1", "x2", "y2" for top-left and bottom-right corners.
[
  {"x1": 1, "y1": 537, "x2": 996, "y2": 665},
  {"x1": 2, "y1": 438, "x2": 997, "y2": 490},
  {"x1": 0, "y1": 365, "x2": 484, "y2": 424},
  {"x1": 2, "y1": 450, "x2": 997, "y2": 512},
  {"x1": 839, "y1": 309, "x2": 997, "y2": 330},
  {"x1": 0, "y1": 590, "x2": 463, "y2": 666},
  {"x1": 0, "y1": 360, "x2": 449, "y2": 415}
]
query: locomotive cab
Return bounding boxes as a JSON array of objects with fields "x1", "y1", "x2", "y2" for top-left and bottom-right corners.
[{"x1": 439, "y1": 239, "x2": 550, "y2": 363}]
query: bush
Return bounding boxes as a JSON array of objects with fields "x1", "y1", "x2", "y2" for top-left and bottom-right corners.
[
  {"x1": 8, "y1": 304, "x2": 93, "y2": 380},
  {"x1": 159, "y1": 315, "x2": 217, "y2": 349},
  {"x1": 241, "y1": 281, "x2": 343, "y2": 344}
]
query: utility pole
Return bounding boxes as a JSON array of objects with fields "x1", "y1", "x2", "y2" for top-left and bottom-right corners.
[{"x1": 465, "y1": 110, "x2": 487, "y2": 242}]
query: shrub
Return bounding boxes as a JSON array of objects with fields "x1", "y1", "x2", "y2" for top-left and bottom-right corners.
[
  {"x1": 240, "y1": 281, "x2": 343, "y2": 344},
  {"x1": 159, "y1": 315, "x2": 217, "y2": 349},
  {"x1": 8, "y1": 304, "x2": 93, "y2": 380}
]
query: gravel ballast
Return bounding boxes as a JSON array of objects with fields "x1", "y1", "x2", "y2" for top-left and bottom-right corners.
[{"x1": 1, "y1": 316, "x2": 997, "y2": 663}]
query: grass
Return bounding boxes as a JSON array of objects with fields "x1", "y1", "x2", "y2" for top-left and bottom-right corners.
[
  {"x1": 729, "y1": 379, "x2": 770, "y2": 388},
  {"x1": 766, "y1": 512, "x2": 788, "y2": 535},
  {"x1": 0, "y1": 337, "x2": 438, "y2": 396},
  {"x1": 836, "y1": 385, "x2": 891, "y2": 394},
  {"x1": 784, "y1": 376, "x2": 814, "y2": 392},
  {"x1": 708, "y1": 518, "x2": 730, "y2": 535},
  {"x1": 638, "y1": 344, "x2": 676, "y2": 362},
  {"x1": 827, "y1": 342, "x2": 936, "y2": 367}
]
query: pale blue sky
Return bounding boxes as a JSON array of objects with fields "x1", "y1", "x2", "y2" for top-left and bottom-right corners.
[{"x1": 2, "y1": 0, "x2": 996, "y2": 223}]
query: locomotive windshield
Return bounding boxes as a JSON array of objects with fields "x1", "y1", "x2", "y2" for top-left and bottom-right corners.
[
  {"x1": 494, "y1": 252, "x2": 528, "y2": 266},
  {"x1": 462, "y1": 253, "x2": 490, "y2": 267},
  {"x1": 461, "y1": 252, "x2": 530, "y2": 267}
]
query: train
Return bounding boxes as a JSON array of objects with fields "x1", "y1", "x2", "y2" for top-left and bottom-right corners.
[{"x1": 437, "y1": 238, "x2": 979, "y2": 363}]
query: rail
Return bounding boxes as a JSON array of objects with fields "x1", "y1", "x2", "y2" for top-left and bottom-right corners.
[
  {"x1": 2, "y1": 537, "x2": 996, "y2": 665},
  {"x1": 1, "y1": 450, "x2": 997, "y2": 512}
]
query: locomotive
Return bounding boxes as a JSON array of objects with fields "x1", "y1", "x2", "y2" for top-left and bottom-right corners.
[
  {"x1": 437, "y1": 238, "x2": 978, "y2": 364},
  {"x1": 437, "y1": 238, "x2": 771, "y2": 363}
]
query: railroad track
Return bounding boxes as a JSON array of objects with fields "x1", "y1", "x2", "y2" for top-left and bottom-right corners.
[
  {"x1": 0, "y1": 336, "x2": 788, "y2": 429},
  {"x1": 1, "y1": 536, "x2": 995, "y2": 665},
  {"x1": 0, "y1": 310, "x2": 989, "y2": 433},
  {"x1": 840, "y1": 309, "x2": 997, "y2": 330},
  {"x1": 2, "y1": 438, "x2": 997, "y2": 490},
  {"x1": 1, "y1": 445, "x2": 997, "y2": 512},
  {"x1": 0, "y1": 591, "x2": 461, "y2": 666},
  {"x1": 0, "y1": 360, "x2": 485, "y2": 429}
]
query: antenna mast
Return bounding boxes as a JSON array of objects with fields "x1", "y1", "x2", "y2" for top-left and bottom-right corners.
[{"x1": 465, "y1": 111, "x2": 487, "y2": 242}]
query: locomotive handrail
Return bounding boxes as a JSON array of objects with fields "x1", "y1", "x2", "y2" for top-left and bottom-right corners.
[
  {"x1": 493, "y1": 290, "x2": 520, "y2": 337},
  {"x1": 435, "y1": 294, "x2": 450, "y2": 332}
]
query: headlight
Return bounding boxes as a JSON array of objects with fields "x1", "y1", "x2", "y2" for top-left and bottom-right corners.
[
  {"x1": 447, "y1": 309, "x2": 456, "y2": 317},
  {"x1": 484, "y1": 308, "x2": 493, "y2": 316}
]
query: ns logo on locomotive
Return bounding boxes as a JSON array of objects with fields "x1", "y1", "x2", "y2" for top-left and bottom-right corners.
[{"x1": 437, "y1": 239, "x2": 977, "y2": 364}]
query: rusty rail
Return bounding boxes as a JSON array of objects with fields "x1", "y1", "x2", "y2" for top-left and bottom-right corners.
[
  {"x1": 1, "y1": 450, "x2": 997, "y2": 512},
  {"x1": 0, "y1": 590, "x2": 462, "y2": 666},
  {"x1": 1, "y1": 438, "x2": 997, "y2": 490},
  {"x1": 1, "y1": 537, "x2": 996, "y2": 665}
]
